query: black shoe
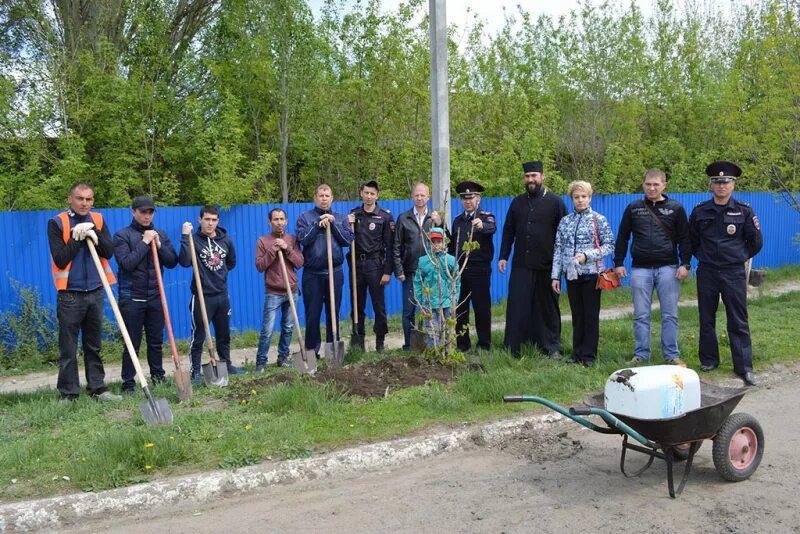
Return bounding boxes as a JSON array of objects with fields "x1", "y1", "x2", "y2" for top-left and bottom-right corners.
[
  {"x1": 376, "y1": 337, "x2": 385, "y2": 353},
  {"x1": 566, "y1": 356, "x2": 580, "y2": 364},
  {"x1": 121, "y1": 388, "x2": 135, "y2": 397},
  {"x1": 742, "y1": 371, "x2": 757, "y2": 386},
  {"x1": 582, "y1": 360, "x2": 595, "y2": 368},
  {"x1": 548, "y1": 352, "x2": 562, "y2": 361},
  {"x1": 700, "y1": 363, "x2": 719, "y2": 372}
]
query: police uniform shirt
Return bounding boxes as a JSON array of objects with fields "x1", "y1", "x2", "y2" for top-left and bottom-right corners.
[
  {"x1": 450, "y1": 209, "x2": 496, "y2": 274},
  {"x1": 689, "y1": 198, "x2": 763, "y2": 268},
  {"x1": 350, "y1": 205, "x2": 395, "y2": 275}
]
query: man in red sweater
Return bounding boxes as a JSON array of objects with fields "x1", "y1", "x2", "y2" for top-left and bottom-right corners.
[{"x1": 254, "y1": 208, "x2": 304, "y2": 371}]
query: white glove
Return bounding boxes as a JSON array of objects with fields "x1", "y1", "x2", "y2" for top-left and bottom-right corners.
[
  {"x1": 85, "y1": 229, "x2": 98, "y2": 245},
  {"x1": 72, "y1": 222, "x2": 95, "y2": 241}
]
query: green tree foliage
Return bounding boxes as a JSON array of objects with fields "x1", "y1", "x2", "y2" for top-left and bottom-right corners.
[{"x1": 1, "y1": 0, "x2": 799, "y2": 209}]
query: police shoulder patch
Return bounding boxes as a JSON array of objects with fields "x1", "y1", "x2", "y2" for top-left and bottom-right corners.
[{"x1": 752, "y1": 215, "x2": 761, "y2": 230}]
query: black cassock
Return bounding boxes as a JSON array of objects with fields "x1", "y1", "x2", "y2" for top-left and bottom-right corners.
[{"x1": 498, "y1": 187, "x2": 566, "y2": 355}]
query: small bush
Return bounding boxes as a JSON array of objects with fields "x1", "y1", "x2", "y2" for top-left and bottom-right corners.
[{"x1": 0, "y1": 281, "x2": 58, "y2": 369}]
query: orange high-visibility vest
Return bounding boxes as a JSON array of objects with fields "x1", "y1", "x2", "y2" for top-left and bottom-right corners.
[{"x1": 51, "y1": 211, "x2": 116, "y2": 289}]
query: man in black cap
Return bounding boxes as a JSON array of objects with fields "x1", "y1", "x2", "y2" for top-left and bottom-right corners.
[
  {"x1": 499, "y1": 161, "x2": 567, "y2": 357},
  {"x1": 113, "y1": 196, "x2": 178, "y2": 394},
  {"x1": 450, "y1": 180, "x2": 496, "y2": 352},
  {"x1": 689, "y1": 160, "x2": 763, "y2": 386},
  {"x1": 347, "y1": 180, "x2": 395, "y2": 352}
]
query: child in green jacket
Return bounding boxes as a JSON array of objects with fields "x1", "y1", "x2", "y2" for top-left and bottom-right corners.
[{"x1": 414, "y1": 227, "x2": 461, "y2": 347}]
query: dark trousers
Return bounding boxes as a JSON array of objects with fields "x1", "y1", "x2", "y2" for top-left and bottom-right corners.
[
  {"x1": 401, "y1": 274, "x2": 417, "y2": 350},
  {"x1": 302, "y1": 269, "x2": 343, "y2": 352},
  {"x1": 189, "y1": 293, "x2": 231, "y2": 373},
  {"x1": 697, "y1": 265, "x2": 753, "y2": 374},
  {"x1": 504, "y1": 268, "x2": 562, "y2": 355},
  {"x1": 351, "y1": 259, "x2": 388, "y2": 338},
  {"x1": 456, "y1": 273, "x2": 492, "y2": 350},
  {"x1": 566, "y1": 276, "x2": 602, "y2": 363},
  {"x1": 56, "y1": 289, "x2": 108, "y2": 398},
  {"x1": 120, "y1": 298, "x2": 166, "y2": 391}
]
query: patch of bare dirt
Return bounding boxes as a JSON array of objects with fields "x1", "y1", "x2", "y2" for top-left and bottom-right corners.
[
  {"x1": 229, "y1": 356, "x2": 461, "y2": 400},
  {"x1": 493, "y1": 424, "x2": 584, "y2": 462}
]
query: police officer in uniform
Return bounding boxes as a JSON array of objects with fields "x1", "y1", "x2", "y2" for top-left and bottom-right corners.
[
  {"x1": 499, "y1": 161, "x2": 567, "y2": 357},
  {"x1": 689, "y1": 160, "x2": 763, "y2": 386},
  {"x1": 347, "y1": 180, "x2": 395, "y2": 352},
  {"x1": 449, "y1": 181, "x2": 496, "y2": 352}
]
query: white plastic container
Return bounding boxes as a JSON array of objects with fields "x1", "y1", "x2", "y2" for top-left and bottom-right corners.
[{"x1": 604, "y1": 365, "x2": 701, "y2": 420}]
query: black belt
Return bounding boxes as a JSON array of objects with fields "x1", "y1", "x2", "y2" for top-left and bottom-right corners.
[{"x1": 356, "y1": 252, "x2": 383, "y2": 262}]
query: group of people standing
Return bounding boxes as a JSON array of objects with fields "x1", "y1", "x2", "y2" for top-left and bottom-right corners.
[
  {"x1": 48, "y1": 157, "x2": 763, "y2": 401},
  {"x1": 500, "y1": 160, "x2": 762, "y2": 386}
]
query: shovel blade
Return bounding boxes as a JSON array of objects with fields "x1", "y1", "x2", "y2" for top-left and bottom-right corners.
[
  {"x1": 324, "y1": 341, "x2": 346, "y2": 368},
  {"x1": 174, "y1": 367, "x2": 192, "y2": 402},
  {"x1": 202, "y1": 361, "x2": 229, "y2": 387},
  {"x1": 139, "y1": 391, "x2": 173, "y2": 426},
  {"x1": 293, "y1": 349, "x2": 317, "y2": 375},
  {"x1": 410, "y1": 329, "x2": 427, "y2": 353}
]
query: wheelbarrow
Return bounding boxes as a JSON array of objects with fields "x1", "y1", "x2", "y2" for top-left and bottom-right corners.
[{"x1": 503, "y1": 382, "x2": 764, "y2": 498}]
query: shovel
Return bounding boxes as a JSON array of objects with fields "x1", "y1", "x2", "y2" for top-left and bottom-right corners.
[
  {"x1": 151, "y1": 241, "x2": 192, "y2": 402},
  {"x1": 276, "y1": 248, "x2": 316, "y2": 375},
  {"x1": 323, "y1": 224, "x2": 346, "y2": 367},
  {"x1": 86, "y1": 240, "x2": 173, "y2": 425},
  {"x1": 349, "y1": 222, "x2": 365, "y2": 351},
  {"x1": 187, "y1": 233, "x2": 229, "y2": 387}
]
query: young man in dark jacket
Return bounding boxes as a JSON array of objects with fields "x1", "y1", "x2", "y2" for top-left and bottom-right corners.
[
  {"x1": 614, "y1": 169, "x2": 692, "y2": 366},
  {"x1": 254, "y1": 208, "x2": 304, "y2": 371},
  {"x1": 47, "y1": 181, "x2": 121, "y2": 402},
  {"x1": 347, "y1": 180, "x2": 395, "y2": 352},
  {"x1": 113, "y1": 196, "x2": 178, "y2": 394},
  {"x1": 178, "y1": 205, "x2": 245, "y2": 381},
  {"x1": 295, "y1": 184, "x2": 354, "y2": 358}
]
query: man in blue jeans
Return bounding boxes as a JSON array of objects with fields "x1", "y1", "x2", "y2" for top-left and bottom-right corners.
[
  {"x1": 614, "y1": 169, "x2": 693, "y2": 366},
  {"x1": 254, "y1": 208, "x2": 304, "y2": 371}
]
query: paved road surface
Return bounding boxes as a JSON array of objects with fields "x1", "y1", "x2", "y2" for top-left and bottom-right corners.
[{"x1": 63, "y1": 364, "x2": 800, "y2": 534}]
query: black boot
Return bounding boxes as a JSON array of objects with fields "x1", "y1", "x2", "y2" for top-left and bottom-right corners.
[{"x1": 375, "y1": 336, "x2": 385, "y2": 354}]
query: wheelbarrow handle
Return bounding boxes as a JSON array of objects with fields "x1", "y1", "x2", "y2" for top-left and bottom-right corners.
[{"x1": 569, "y1": 406, "x2": 657, "y2": 448}]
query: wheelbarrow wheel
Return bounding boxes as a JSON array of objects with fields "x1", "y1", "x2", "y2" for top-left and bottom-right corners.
[{"x1": 712, "y1": 412, "x2": 764, "y2": 482}]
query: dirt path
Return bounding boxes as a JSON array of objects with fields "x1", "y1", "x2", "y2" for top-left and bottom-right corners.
[
  {"x1": 3, "y1": 281, "x2": 798, "y2": 395},
  {"x1": 62, "y1": 363, "x2": 800, "y2": 534}
]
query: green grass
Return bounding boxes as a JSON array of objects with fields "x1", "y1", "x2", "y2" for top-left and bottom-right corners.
[{"x1": 1, "y1": 288, "x2": 799, "y2": 502}]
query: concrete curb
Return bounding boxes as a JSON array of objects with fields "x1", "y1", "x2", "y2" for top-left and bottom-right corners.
[{"x1": 0, "y1": 411, "x2": 565, "y2": 532}]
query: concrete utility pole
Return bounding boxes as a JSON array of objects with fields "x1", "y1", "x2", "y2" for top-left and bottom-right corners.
[{"x1": 429, "y1": 0, "x2": 451, "y2": 223}]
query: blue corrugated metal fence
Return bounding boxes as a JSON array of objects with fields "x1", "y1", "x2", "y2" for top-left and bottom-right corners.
[{"x1": 1, "y1": 192, "x2": 798, "y2": 338}]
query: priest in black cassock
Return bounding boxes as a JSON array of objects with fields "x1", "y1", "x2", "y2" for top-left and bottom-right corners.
[{"x1": 498, "y1": 161, "x2": 567, "y2": 357}]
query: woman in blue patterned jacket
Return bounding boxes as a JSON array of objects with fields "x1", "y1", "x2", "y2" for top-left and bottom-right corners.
[{"x1": 551, "y1": 181, "x2": 615, "y2": 367}]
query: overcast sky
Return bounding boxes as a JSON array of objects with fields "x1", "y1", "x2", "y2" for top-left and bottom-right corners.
[{"x1": 308, "y1": 0, "x2": 756, "y2": 38}]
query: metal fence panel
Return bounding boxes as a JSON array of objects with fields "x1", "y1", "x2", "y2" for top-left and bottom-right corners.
[{"x1": 2, "y1": 192, "x2": 798, "y2": 337}]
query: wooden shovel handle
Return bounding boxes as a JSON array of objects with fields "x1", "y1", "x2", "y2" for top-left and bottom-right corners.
[
  {"x1": 187, "y1": 233, "x2": 218, "y2": 365},
  {"x1": 326, "y1": 224, "x2": 338, "y2": 339},
  {"x1": 277, "y1": 248, "x2": 305, "y2": 359},
  {"x1": 86, "y1": 239, "x2": 149, "y2": 389},
  {"x1": 350, "y1": 222, "x2": 358, "y2": 325},
  {"x1": 150, "y1": 241, "x2": 181, "y2": 367}
]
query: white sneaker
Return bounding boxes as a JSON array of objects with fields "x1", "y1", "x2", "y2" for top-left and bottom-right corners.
[{"x1": 95, "y1": 391, "x2": 123, "y2": 402}]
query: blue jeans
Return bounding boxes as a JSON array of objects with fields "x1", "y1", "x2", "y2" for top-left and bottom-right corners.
[
  {"x1": 631, "y1": 266, "x2": 681, "y2": 360},
  {"x1": 255, "y1": 291, "x2": 296, "y2": 366},
  {"x1": 425, "y1": 307, "x2": 451, "y2": 348}
]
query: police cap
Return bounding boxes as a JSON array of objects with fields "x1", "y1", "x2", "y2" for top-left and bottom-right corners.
[
  {"x1": 705, "y1": 160, "x2": 742, "y2": 183},
  {"x1": 455, "y1": 181, "x2": 484, "y2": 199}
]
